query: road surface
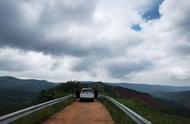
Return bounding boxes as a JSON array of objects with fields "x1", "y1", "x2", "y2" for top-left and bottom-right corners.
[{"x1": 43, "y1": 100, "x2": 114, "y2": 124}]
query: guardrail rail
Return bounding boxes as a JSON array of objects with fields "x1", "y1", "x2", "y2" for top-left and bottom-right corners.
[
  {"x1": 99, "y1": 95, "x2": 152, "y2": 124},
  {"x1": 0, "y1": 94, "x2": 73, "y2": 124}
]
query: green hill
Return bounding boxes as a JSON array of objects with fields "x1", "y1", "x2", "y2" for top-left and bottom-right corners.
[
  {"x1": 153, "y1": 90, "x2": 190, "y2": 109},
  {"x1": 0, "y1": 76, "x2": 57, "y2": 116}
]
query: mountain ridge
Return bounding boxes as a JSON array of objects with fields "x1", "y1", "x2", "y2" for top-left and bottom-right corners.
[
  {"x1": 0, "y1": 76, "x2": 57, "y2": 116},
  {"x1": 109, "y1": 82, "x2": 190, "y2": 93}
]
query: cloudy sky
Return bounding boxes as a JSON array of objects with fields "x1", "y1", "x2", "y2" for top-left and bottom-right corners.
[{"x1": 0, "y1": 0, "x2": 190, "y2": 86}]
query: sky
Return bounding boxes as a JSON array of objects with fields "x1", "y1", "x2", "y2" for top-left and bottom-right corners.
[{"x1": 0, "y1": 0, "x2": 190, "y2": 86}]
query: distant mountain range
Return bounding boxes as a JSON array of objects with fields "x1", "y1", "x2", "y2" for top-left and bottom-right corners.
[
  {"x1": 0, "y1": 76, "x2": 57, "y2": 92},
  {"x1": 109, "y1": 83, "x2": 190, "y2": 93},
  {"x1": 0, "y1": 76, "x2": 57, "y2": 116},
  {"x1": 109, "y1": 82, "x2": 190, "y2": 109}
]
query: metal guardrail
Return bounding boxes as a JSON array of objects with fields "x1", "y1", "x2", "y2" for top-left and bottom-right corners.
[
  {"x1": 99, "y1": 95, "x2": 152, "y2": 124},
  {"x1": 0, "y1": 94, "x2": 73, "y2": 124}
]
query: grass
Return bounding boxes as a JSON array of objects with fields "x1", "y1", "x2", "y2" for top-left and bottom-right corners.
[
  {"x1": 115, "y1": 98, "x2": 190, "y2": 124},
  {"x1": 11, "y1": 98, "x2": 74, "y2": 124},
  {"x1": 99, "y1": 98, "x2": 136, "y2": 124}
]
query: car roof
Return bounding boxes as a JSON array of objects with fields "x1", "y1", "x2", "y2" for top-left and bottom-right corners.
[{"x1": 81, "y1": 88, "x2": 93, "y2": 90}]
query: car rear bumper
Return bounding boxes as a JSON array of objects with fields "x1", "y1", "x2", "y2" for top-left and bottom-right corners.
[{"x1": 80, "y1": 97, "x2": 94, "y2": 102}]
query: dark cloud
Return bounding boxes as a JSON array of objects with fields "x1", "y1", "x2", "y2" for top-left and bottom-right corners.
[
  {"x1": 173, "y1": 44, "x2": 190, "y2": 56},
  {"x1": 71, "y1": 57, "x2": 98, "y2": 72},
  {"x1": 35, "y1": 40, "x2": 111, "y2": 56},
  {"x1": 107, "y1": 61, "x2": 153, "y2": 78},
  {"x1": 71, "y1": 60, "x2": 93, "y2": 72},
  {"x1": 170, "y1": 71, "x2": 190, "y2": 83},
  {"x1": 40, "y1": 0, "x2": 96, "y2": 25},
  {"x1": 0, "y1": 0, "x2": 102, "y2": 57},
  {"x1": 0, "y1": 57, "x2": 28, "y2": 71},
  {"x1": 175, "y1": 9, "x2": 190, "y2": 38},
  {"x1": 0, "y1": 0, "x2": 40, "y2": 48}
]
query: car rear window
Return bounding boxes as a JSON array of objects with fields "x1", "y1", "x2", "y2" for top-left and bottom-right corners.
[{"x1": 82, "y1": 89, "x2": 93, "y2": 93}]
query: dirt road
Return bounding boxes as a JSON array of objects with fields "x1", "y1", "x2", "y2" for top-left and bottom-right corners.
[{"x1": 43, "y1": 100, "x2": 114, "y2": 124}]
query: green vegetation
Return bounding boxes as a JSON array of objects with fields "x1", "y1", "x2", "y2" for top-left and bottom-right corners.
[
  {"x1": 99, "y1": 98, "x2": 135, "y2": 124},
  {"x1": 115, "y1": 98, "x2": 190, "y2": 124},
  {"x1": 153, "y1": 90, "x2": 190, "y2": 109},
  {"x1": 94, "y1": 82, "x2": 190, "y2": 124},
  {"x1": 0, "y1": 78, "x2": 78, "y2": 116},
  {"x1": 5, "y1": 81, "x2": 78, "y2": 124},
  {"x1": 10, "y1": 81, "x2": 78, "y2": 123},
  {"x1": 0, "y1": 76, "x2": 57, "y2": 116},
  {"x1": 38, "y1": 81, "x2": 79, "y2": 102},
  {"x1": 11, "y1": 98, "x2": 74, "y2": 124}
]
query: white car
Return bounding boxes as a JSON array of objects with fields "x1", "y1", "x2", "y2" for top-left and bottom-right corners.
[{"x1": 80, "y1": 88, "x2": 94, "y2": 102}]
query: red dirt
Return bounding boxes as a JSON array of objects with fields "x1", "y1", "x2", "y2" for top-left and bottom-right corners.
[
  {"x1": 43, "y1": 100, "x2": 114, "y2": 124},
  {"x1": 113, "y1": 87, "x2": 160, "y2": 107}
]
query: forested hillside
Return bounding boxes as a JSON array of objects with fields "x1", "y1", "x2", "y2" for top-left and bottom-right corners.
[{"x1": 0, "y1": 76, "x2": 57, "y2": 116}]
